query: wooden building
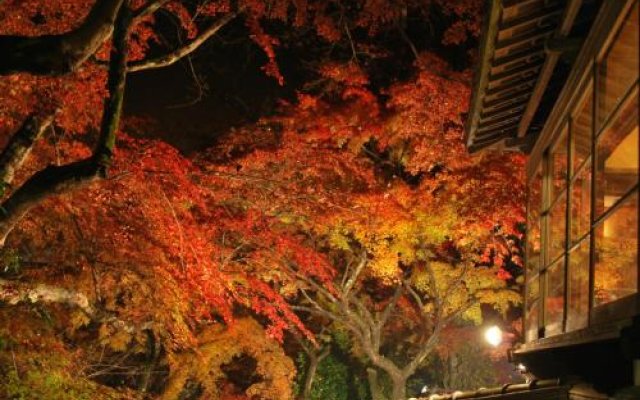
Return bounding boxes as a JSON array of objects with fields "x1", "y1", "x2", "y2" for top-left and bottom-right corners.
[{"x1": 463, "y1": 0, "x2": 639, "y2": 398}]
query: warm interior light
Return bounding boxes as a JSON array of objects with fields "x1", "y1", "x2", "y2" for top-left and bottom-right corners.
[
  {"x1": 605, "y1": 126, "x2": 638, "y2": 171},
  {"x1": 484, "y1": 325, "x2": 503, "y2": 347}
]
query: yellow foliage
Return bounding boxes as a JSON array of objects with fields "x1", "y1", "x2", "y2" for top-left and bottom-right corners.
[
  {"x1": 161, "y1": 318, "x2": 296, "y2": 400},
  {"x1": 99, "y1": 324, "x2": 132, "y2": 353},
  {"x1": 69, "y1": 310, "x2": 91, "y2": 330},
  {"x1": 462, "y1": 303, "x2": 483, "y2": 325},
  {"x1": 328, "y1": 227, "x2": 352, "y2": 251},
  {"x1": 411, "y1": 260, "x2": 520, "y2": 325}
]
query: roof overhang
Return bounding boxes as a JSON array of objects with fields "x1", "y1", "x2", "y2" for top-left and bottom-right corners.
[{"x1": 464, "y1": 0, "x2": 583, "y2": 153}]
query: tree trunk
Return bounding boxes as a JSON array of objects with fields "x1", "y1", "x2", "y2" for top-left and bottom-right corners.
[
  {"x1": 367, "y1": 368, "x2": 386, "y2": 400},
  {"x1": 139, "y1": 330, "x2": 161, "y2": 393},
  {"x1": 302, "y1": 355, "x2": 318, "y2": 400},
  {"x1": 0, "y1": 3, "x2": 132, "y2": 246},
  {"x1": 390, "y1": 375, "x2": 407, "y2": 400},
  {"x1": 302, "y1": 346, "x2": 329, "y2": 400}
]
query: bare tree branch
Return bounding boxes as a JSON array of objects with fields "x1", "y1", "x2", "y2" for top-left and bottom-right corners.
[
  {"x1": 291, "y1": 305, "x2": 351, "y2": 330},
  {"x1": 340, "y1": 258, "x2": 353, "y2": 288},
  {"x1": 371, "y1": 294, "x2": 399, "y2": 351},
  {"x1": 423, "y1": 260, "x2": 443, "y2": 326},
  {"x1": 0, "y1": 4, "x2": 133, "y2": 246},
  {"x1": 300, "y1": 288, "x2": 329, "y2": 315},
  {"x1": 0, "y1": 278, "x2": 96, "y2": 317},
  {"x1": 0, "y1": 0, "x2": 125, "y2": 75},
  {"x1": 0, "y1": 278, "x2": 154, "y2": 335},
  {"x1": 403, "y1": 321, "x2": 442, "y2": 378},
  {"x1": 133, "y1": 0, "x2": 172, "y2": 20},
  {"x1": 404, "y1": 282, "x2": 424, "y2": 311},
  {"x1": 286, "y1": 263, "x2": 339, "y2": 305},
  {"x1": 127, "y1": 12, "x2": 237, "y2": 72},
  {"x1": 348, "y1": 295, "x2": 376, "y2": 335},
  {"x1": 441, "y1": 263, "x2": 469, "y2": 302},
  {"x1": 295, "y1": 333, "x2": 331, "y2": 400},
  {"x1": 304, "y1": 349, "x2": 330, "y2": 399},
  {"x1": 375, "y1": 282, "x2": 403, "y2": 334},
  {"x1": 342, "y1": 251, "x2": 366, "y2": 296},
  {"x1": 0, "y1": 0, "x2": 184, "y2": 75},
  {"x1": 0, "y1": 113, "x2": 55, "y2": 191}
]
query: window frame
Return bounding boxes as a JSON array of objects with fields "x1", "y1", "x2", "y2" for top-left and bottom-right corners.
[{"x1": 524, "y1": 0, "x2": 639, "y2": 343}]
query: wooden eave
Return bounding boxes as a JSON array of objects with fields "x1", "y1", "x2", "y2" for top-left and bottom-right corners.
[
  {"x1": 465, "y1": 0, "x2": 583, "y2": 153},
  {"x1": 421, "y1": 379, "x2": 582, "y2": 400}
]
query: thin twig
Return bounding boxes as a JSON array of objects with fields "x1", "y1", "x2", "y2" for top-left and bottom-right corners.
[
  {"x1": 133, "y1": 0, "x2": 171, "y2": 20},
  {"x1": 127, "y1": 12, "x2": 237, "y2": 72},
  {"x1": 397, "y1": 24, "x2": 419, "y2": 60},
  {"x1": 11, "y1": 348, "x2": 19, "y2": 378},
  {"x1": 344, "y1": 21, "x2": 359, "y2": 63},
  {"x1": 159, "y1": 188, "x2": 186, "y2": 271}
]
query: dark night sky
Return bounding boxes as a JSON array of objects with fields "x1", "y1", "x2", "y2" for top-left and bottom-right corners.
[
  {"x1": 123, "y1": 20, "x2": 289, "y2": 154},
  {"x1": 124, "y1": 63, "x2": 280, "y2": 153}
]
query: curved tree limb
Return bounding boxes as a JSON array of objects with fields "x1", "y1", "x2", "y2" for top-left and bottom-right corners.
[
  {"x1": 126, "y1": 11, "x2": 237, "y2": 72},
  {"x1": 0, "y1": 4, "x2": 133, "y2": 246},
  {"x1": 373, "y1": 282, "x2": 403, "y2": 348},
  {"x1": 367, "y1": 368, "x2": 386, "y2": 400},
  {"x1": 0, "y1": 0, "x2": 182, "y2": 75},
  {"x1": 0, "y1": 278, "x2": 154, "y2": 334},
  {"x1": 0, "y1": 113, "x2": 55, "y2": 192},
  {"x1": 342, "y1": 251, "x2": 366, "y2": 297},
  {"x1": 133, "y1": 0, "x2": 172, "y2": 20},
  {"x1": 302, "y1": 344, "x2": 330, "y2": 400},
  {"x1": 402, "y1": 321, "x2": 443, "y2": 379},
  {"x1": 0, "y1": 278, "x2": 96, "y2": 317},
  {"x1": 0, "y1": 0, "x2": 125, "y2": 75}
]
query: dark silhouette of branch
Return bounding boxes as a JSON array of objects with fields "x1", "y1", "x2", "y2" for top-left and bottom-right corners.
[
  {"x1": 0, "y1": 113, "x2": 55, "y2": 191},
  {"x1": 127, "y1": 12, "x2": 237, "y2": 72},
  {"x1": 0, "y1": 4, "x2": 133, "y2": 245},
  {"x1": 0, "y1": 0, "x2": 125, "y2": 75},
  {"x1": 133, "y1": 0, "x2": 171, "y2": 20}
]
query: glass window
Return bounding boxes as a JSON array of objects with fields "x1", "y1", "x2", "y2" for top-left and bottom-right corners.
[
  {"x1": 551, "y1": 127, "x2": 569, "y2": 197},
  {"x1": 524, "y1": 1, "x2": 640, "y2": 344},
  {"x1": 527, "y1": 171, "x2": 543, "y2": 276},
  {"x1": 545, "y1": 257, "x2": 566, "y2": 336},
  {"x1": 525, "y1": 299, "x2": 539, "y2": 342},
  {"x1": 525, "y1": 276, "x2": 541, "y2": 341},
  {"x1": 567, "y1": 238, "x2": 590, "y2": 331},
  {"x1": 571, "y1": 161, "x2": 592, "y2": 243},
  {"x1": 527, "y1": 217, "x2": 542, "y2": 277},
  {"x1": 598, "y1": 3, "x2": 639, "y2": 126},
  {"x1": 527, "y1": 276, "x2": 540, "y2": 303},
  {"x1": 595, "y1": 92, "x2": 639, "y2": 216},
  {"x1": 572, "y1": 85, "x2": 593, "y2": 174},
  {"x1": 549, "y1": 192, "x2": 567, "y2": 262},
  {"x1": 594, "y1": 191, "x2": 638, "y2": 307}
]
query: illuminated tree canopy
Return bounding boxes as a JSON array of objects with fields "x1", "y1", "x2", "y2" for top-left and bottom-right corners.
[{"x1": 0, "y1": 1, "x2": 525, "y2": 399}]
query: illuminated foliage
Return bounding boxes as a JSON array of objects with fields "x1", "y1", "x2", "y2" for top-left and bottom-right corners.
[
  {"x1": 161, "y1": 318, "x2": 296, "y2": 400},
  {"x1": 0, "y1": 0, "x2": 523, "y2": 398},
  {"x1": 199, "y1": 51, "x2": 525, "y2": 399}
]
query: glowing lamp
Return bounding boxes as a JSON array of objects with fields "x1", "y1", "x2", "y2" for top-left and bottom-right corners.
[{"x1": 484, "y1": 325, "x2": 503, "y2": 347}]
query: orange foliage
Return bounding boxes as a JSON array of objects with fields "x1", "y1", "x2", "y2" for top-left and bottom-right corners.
[{"x1": 0, "y1": 0, "x2": 520, "y2": 395}]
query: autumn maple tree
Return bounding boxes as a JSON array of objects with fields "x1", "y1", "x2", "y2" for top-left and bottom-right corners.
[
  {"x1": 198, "y1": 55, "x2": 525, "y2": 399},
  {"x1": 0, "y1": 0, "x2": 526, "y2": 399}
]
